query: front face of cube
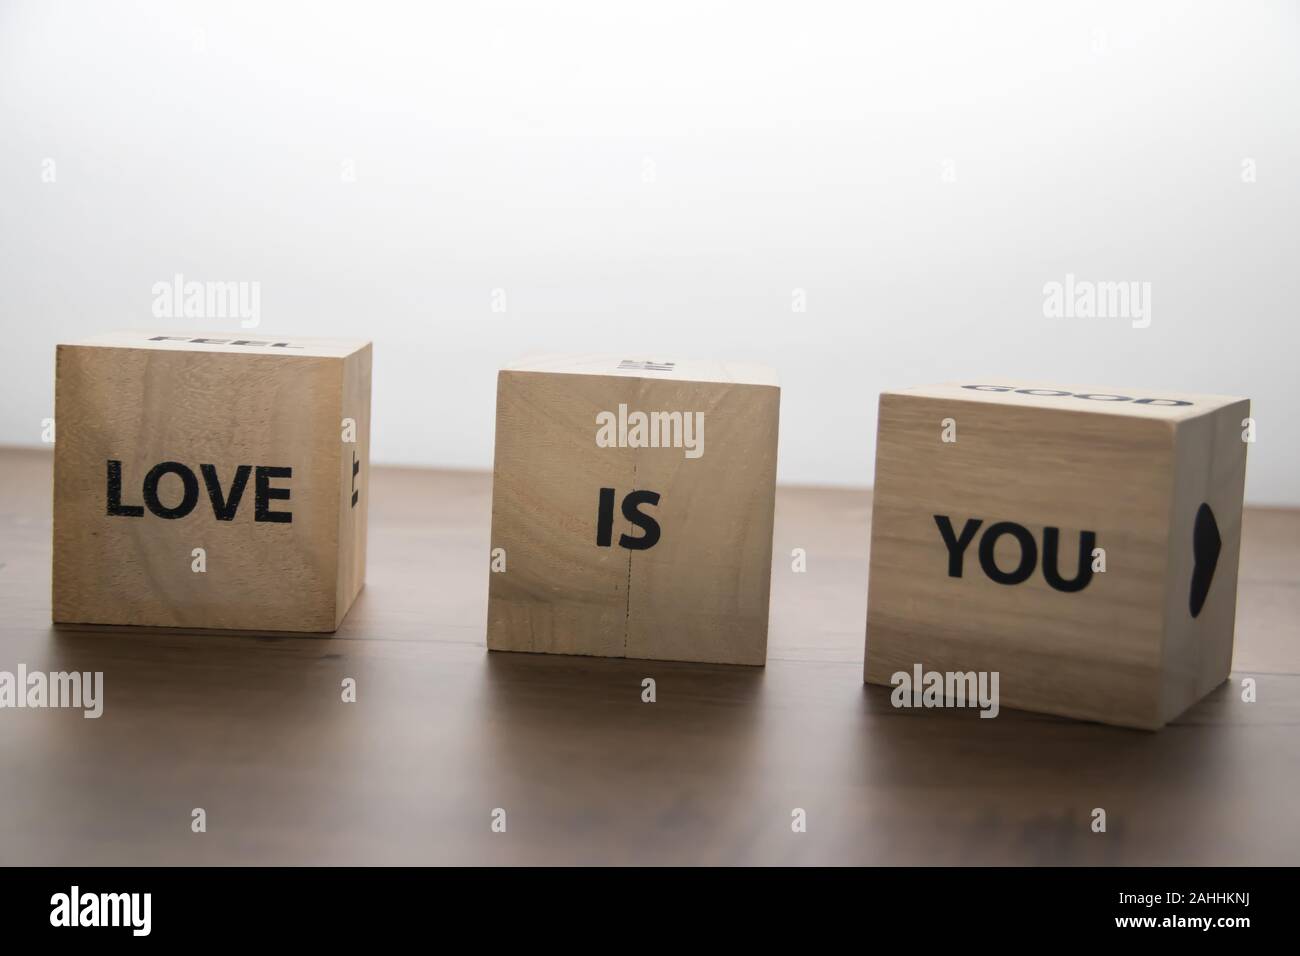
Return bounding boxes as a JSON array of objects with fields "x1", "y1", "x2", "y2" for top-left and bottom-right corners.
[
  {"x1": 488, "y1": 370, "x2": 779, "y2": 665},
  {"x1": 53, "y1": 346, "x2": 345, "y2": 631},
  {"x1": 865, "y1": 394, "x2": 1174, "y2": 728}
]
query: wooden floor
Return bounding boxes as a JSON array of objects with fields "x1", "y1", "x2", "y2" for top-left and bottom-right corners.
[{"x1": 1, "y1": 446, "x2": 1296, "y2": 865}]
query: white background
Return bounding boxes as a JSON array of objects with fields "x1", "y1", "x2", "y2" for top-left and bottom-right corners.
[{"x1": 2, "y1": 1, "x2": 1296, "y2": 502}]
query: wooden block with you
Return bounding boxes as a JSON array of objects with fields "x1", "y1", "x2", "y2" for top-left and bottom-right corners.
[
  {"x1": 864, "y1": 382, "x2": 1250, "y2": 729},
  {"x1": 53, "y1": 331, "x2": 372, "y2": 632},
  {"x1": 488, "y1": 355, "x2": 780, "y2": 665}
]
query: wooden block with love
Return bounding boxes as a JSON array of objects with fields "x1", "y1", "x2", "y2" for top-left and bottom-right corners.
[
  {"x1": 52, "y1": 331, "x2": 372, "y2": 632},
  {"x1": 864, "y1": 382, "x2": 1251, "y2": 729},
  {"x1": 487, "y1": 355, "x2": 780, "y2": 665}
]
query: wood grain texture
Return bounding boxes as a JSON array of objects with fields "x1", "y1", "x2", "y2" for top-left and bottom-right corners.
[
  {"x1": 1, "y1": 448, "x2": 1296, "y2": 865},
  {"x1": 1161, "y1": 398, "x2": 1250, "y2": 724},
  {"x1": 864, "y1": 383, "x2": 1249, "y2": 730},
  {"x1": 335, "y1": 344, "x2": 373, "y2": 629},
  {"x1": 51, "y1": 332, "x2": 370, "y2": 632},
  {"x1": 487, "y1": 357, "x2": 779, "y2": 665}
]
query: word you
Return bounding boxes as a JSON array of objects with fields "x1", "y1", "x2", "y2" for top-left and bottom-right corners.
[
  {"x1": 0, "y1": 665, "x2": 103, "y2": 718},
  {"x1": 107, "y1": 460, "x2": 292, "y2": 522},
  {"x1": 151, "y1": 273, "x2": 261, "y2": 328},
  {"x1": 1042, "y1": 273, "x2": 1151, "y2": 328},
  {"x1": 891, "y1": 664, "x2": 1000, "y2": 718},
  {"x1": 934, "y1": 515, "x2": 1097, "y2": 592},
  {"x1": 596, "y1": 404, "x2": 704, "y2": 459},
  {"x1": 50, "y1": 886, "x2": 151, "y2": 936}
]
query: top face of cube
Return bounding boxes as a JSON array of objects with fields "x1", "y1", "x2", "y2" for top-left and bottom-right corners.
[
  {"x1": 890, "y1": 382, "x2": 1246, "y2": 423},
  {"x1": 504, "y1": 354, "x2": 779, "y2": 388},
  {"x1": 64, "y1": 330, "x2": 370, "y2": 360}
]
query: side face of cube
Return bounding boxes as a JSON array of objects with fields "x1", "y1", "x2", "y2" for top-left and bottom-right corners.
[
  {"x1": 624, "y1": 376, "x2": 779, "y2": 665},
  {"x1": 334, "y1": 344, "x2": 373, "y2": 629},
  {"x1": 488, "y1": 370, "x2": 634, "y2": 657},
  {"x1": 52, "y1": 342, "x2": 347, "y2": 631},
  {"x1": 865, "y1": 391, "x2": 1175, "y2": 729},
  {"x1": 487, "y1": 367, "x2": 779, "y2": 664},
  {"x1": 1159, "y1": 400, "x2": 1250, "y2": 724}
]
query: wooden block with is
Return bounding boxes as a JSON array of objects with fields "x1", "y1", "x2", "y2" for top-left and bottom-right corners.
[
  {"x1": 52, "y1": 331, "x2": 372, "y2": 632},
  {"x1": 864, "y1": 382, "x2": 1251, "y2": 730},
  {"x1": 487, "y1": 355, "x2": 781, "y2": 665}
]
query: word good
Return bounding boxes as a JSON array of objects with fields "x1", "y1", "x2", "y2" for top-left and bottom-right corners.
[
  {"x1": 596, "y1": 404, "x2": 704, "y2": 459},
  {"x1": 596, "y1": 488, "x2": 661, "y2": 550},
  {"x1": 934, "y1": 515, "x2": 1096, "y2": 592},
  {"x1": 106, "y1": 460, "x2": 292, "y2": 522},
  {"x1": 962, "y1": 385, "x2": 1192, "y2": 406}
]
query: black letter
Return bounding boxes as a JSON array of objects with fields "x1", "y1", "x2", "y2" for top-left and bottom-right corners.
[
  {"x1": 933, "y1": 515, "x2": 982, "y2": 577},
  {"x1": 106, "y1": 460, "x2": 144, "y2": 517},
  {"x1": 596, "y1": 487, "x2": 615, "y2": 547},
  {"x1": 1041, "y1": 527, "x2": 1095, "y2": 592},
  {"x1": 255, "y1": 466, "x2": 293, "y2": 523},
  {"x1": 142, "y1": 461, "x2": 199, "y2": 519},
  {"x1": 619, "y1": 490, "x2": 661, "y2": 550},
  {"x1": 200, "y1": 464, "x2": 252, "y2": 521},
  {"x1": 978, "y1": 521, "x2": 1037, "y2": 585},
  {"x1": 1133, "y1": 397, "x2": 1193, "y2": 407}
]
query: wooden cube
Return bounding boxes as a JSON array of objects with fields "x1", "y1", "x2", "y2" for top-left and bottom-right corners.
[
  {"x1": 53, "y1": 331, "x2": 372, "y2": 632},
  {"x1": 864, "y1": 382, "x2": 1250, "y2": 729},
  {"x1": 487, "y1": 355, "x2": 780, "y2": 665}
]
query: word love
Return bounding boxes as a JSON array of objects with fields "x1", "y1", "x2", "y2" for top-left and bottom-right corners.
[
  {"x1": 934, "y1": 514, "x2": 1097, "y2": 592},
  {"x1": 106, "y1": 460, "x2": 292, "y2": 522},
  {"x1": 596, "y1": 404, "x2": 704, "y2": 459},
  {"x1": 596, "y1": 487, "x2": 661, "y2": 550}
]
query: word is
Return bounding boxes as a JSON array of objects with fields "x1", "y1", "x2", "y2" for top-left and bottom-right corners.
[{"x1": 597, "y1": 488, "x2": 661, "y2": 550}]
